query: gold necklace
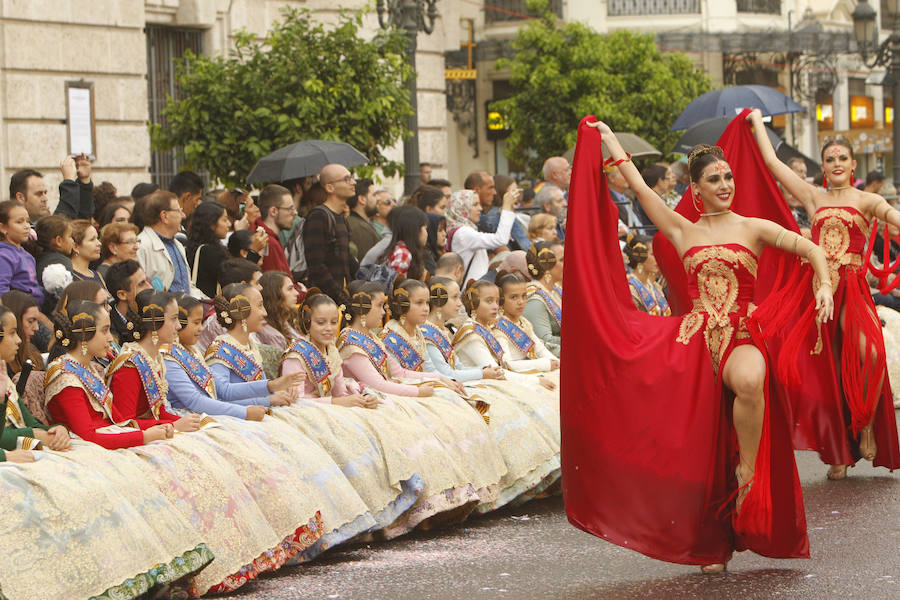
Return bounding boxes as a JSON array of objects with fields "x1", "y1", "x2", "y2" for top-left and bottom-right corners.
[{"x1": 699, "y1": 210, "x2": 731, "y2": 217}]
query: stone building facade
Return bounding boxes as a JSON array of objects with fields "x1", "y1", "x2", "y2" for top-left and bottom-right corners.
[{"x1": 0, "y1": 0, "x2": 891, "y2": 210}]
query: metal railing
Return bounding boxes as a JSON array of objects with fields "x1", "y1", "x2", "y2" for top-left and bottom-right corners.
[
  {"x1": 607, "y1": 0, "x2": 700, "y2": 16},
  {"x1": 736, "y1": 0, "x2": 781, "y2": 14},
  {"x1": 146, "y1": 25, "x2": 204, "y2": 190},
  {"x1": 484, "y1": 0, "x2": 563, "y2": 23}
]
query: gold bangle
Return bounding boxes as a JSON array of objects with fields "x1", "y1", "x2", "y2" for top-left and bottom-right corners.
[
  {"x1": 791, "y1": 234, "x2": 800, "y2": 253},
  {"x1": 775, "y1": 229, "x2": 787, "y2": 250}
]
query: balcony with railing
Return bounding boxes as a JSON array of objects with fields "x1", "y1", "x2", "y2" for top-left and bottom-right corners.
[
  {"x1": 484, "y1": 0, "x2": 563, "y2": 24},
  {"x1": 737, "y1": 0, "x2": 781, "y2": 14},
  {"x1": 607, "y1": 0, "x2": 700, "y2": 16}
]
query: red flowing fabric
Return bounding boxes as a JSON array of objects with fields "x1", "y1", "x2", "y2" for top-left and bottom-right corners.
[
  {"x1": 560, "y1": 115, "x2": 808, "y2": 566},
  {"x1": 655, "y1": 112, "x2": 899, "y2": 470}
]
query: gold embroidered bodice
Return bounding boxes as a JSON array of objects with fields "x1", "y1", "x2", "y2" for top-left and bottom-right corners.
[
  {"x1": 811, "y1": 205, "x2": 869, "y2": 290},
  {"x1": 676, "y1": 244, "x2": 759, "y2": 373}
]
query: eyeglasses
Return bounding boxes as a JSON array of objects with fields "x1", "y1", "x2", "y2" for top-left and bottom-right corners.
[
  {"x1": 118, "y1": 239, "x2": 140, "y2": 246},
  {"x1": 164, "y1": 206, "x2": 184, "y2": 214},
  {"x1": 277, "y1": 204, "x2": 297, "y2": 214},
  {"x1": 327, "y1": 174, "x2": 355, "y2": 185}
]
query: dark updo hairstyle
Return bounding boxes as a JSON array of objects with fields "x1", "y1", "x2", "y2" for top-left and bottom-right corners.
[
  {"x1": 125, "y1": 289, "x2": 175, "y2": 338},
  {"x1": 50, "y1": 299, "x2": 104, "y2": 350},
  {"x1": 175, "y1": 292, "x2": 203, "y2": 328},
  {"x1": 213, "y1": 283, "x2": 253, "y2": 330},
  {"x1": 526, "y1": 241, "x2": 560, "y2": 280},
  {"x1": 378, "y1": 206, "x2": 429, "y2": 281},
  {"x1": 461, "y1": 279, "x2": 497, "y2": 316},
  {"x1": 34, "y1": 215, "x2": 71, "y2": 257},
  {"x1": 347, "y1": 280, "x2": 386, "y2": 325},
  {"x1": 390, "y1": 279, "x2": 427, "y2": 319},
  {"x1": 496, "y1": 271, "x2": 526, "y2": 307},
  {"x1": 428, "y1": 276, "x2": 455, "y2": 309},
  {"x1": 623, "y1": 233, "x2": 651, "y2": 269},
  {"x1": 298, "y1": 289, "x2": 337, "y2": 334},
  {"x1": 821, "y1": 136, "x2": 855, "y2": 161},
  {"x1": 687, "y1": 144, "x2": 726, "y2": 183},
  {"x1": 413, "y1": 185, "x2": 446, "y2": 212},
  {"x1": 55, "y1": 280, "x2": 104, "y2": 313}
]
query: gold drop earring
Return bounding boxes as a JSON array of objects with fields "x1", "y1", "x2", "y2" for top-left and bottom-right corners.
[
  {"x1": 361, "y1": 315, "x2": 367, "y2": 329},
  {"x1": 81, "y1": 341, "x2": 88, "y2": 357},
  {"x1": 151, "y1": 330, "x2": 159, "y2": 346},
  {"x1": 241, "y1": 319, "x2": 248, "y2": 333},
  {"x1": 400, "y1": 314, "x2": 406, "y2": 326}
]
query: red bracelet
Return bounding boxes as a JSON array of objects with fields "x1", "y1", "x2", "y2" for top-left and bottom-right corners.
[{"x1": 603, "y1": 152, "x2": 631, "y2": 167}]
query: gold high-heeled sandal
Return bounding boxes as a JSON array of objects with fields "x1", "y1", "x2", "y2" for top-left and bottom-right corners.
[{"x1": 859, "y1": 425, "x2": 877, "y2": 461}]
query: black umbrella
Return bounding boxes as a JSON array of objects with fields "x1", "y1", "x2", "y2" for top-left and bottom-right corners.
[
  {"x1": 672, "y1": 85, "x2": 805, "y2": 131},
  {"x1": 246, "y1": 140, "x2": 368, "y2": 184},
  {"x1": 672, "y1": 116, "x2": 783, "y2": 155}
]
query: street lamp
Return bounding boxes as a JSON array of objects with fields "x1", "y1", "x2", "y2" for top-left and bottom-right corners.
[
  {"x1": 376, "y1": 0, "x2": 439, "y2": 197},
  {"x1": 852, "y1": 0, "x2": 900, "y2": 185}
]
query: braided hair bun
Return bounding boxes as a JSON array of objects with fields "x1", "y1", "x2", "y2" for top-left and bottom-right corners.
[
  {"x1": 51, "y1": 299, "x2": 104, "y2": 348},
  {"x1": 428, "y1": 277, "x2": 455, "y2": 309},
  {"x1": 212, "y1": 283, "x2": 252, "y2": 329},
  {"x1": 526, "y1": 242, "x2": 559, "y2": 280},
  {"x1": 623, "y1": 233, "x2": 651, "y2": 269},
  {"x1": 390, "y1": 279, "x2": 427, "y2": 318}
]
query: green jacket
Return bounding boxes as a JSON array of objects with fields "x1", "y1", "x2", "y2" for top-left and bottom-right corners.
[{"x1": 0, "y1": 395, "x2": 48, "y2": 461}]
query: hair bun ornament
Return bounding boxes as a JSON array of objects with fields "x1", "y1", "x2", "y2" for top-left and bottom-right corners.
[
  {"x1": 393, "y1": 287, "x2": 411, "y2": 308},
  {"x1": 687, "y1": 144, "x2": 724, "y2": 166},
  {"x1": 220, "y1": 311, "x2": 233, "y2": 325},
  {"x1": 430, "y1": 282, "x2": 449, "y2": 307},
  {"x1": 350, "y1": 291, "x2": 372, "y2": 315}
]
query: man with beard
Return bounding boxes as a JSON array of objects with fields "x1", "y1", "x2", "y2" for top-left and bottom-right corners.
[{"x1": 347, "y1": 177, "x2": 380, "y2": 261}]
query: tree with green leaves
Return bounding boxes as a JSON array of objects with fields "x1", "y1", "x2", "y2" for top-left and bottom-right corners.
[
  {"x1": 151, "y1": 8, "x2": 412, "y2": 187},
  {"x1": 494, "y1": 3, "x2": 712, "y2": 176}
]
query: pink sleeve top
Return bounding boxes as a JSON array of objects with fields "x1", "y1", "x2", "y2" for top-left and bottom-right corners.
[
  {"x1": 282, "y1": 356, "x2": 361, "y2": 402},
  {"x1": 342, "y1": 353, "x2": 425, "y2": 397}
]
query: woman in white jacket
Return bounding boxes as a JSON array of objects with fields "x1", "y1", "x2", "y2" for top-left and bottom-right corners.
[{"x1": 446, "y1": 187, "x2": 518, "y2": 285}]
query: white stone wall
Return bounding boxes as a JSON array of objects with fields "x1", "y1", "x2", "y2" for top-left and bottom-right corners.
[{"x1": 0, "y1": 0, "x2": 150, "y2": 208}]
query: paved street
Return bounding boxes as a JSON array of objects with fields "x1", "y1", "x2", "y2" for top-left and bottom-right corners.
[{"x1": 229, "y1": 412, "x2": 900, "y2": 600}]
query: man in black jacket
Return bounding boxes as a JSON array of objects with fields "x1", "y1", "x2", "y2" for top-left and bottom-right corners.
[
  {"x1": 10, "y1": 154, "x2": 94, "y2": 225},
  {"x1": 105, "y1": 259, "x2": 151, "y2": 345}
]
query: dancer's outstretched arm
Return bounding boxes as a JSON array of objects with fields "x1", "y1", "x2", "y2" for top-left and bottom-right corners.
[
  {"x1": 754, "y1": 218, "x2": 834, "y2": 322},
  {"x1": 746, "y1": 109, "x2": 817, "y2": 215},
  {"x1": 588, "y1": 120, "x2": 692, "y2": 249}
]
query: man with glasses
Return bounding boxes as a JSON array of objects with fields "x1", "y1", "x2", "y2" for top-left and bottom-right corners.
[
  {"x1": 303, "y1": 164, "x2": 357, "y2": 305},
  {"x1": 252, "y1": 184, "x2": 296, "y2": 275},
  {"x1": 136, "y1": 190, "x2": 201, "y2": 295}
]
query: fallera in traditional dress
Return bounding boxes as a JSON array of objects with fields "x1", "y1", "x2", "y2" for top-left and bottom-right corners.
[
  {"x1": 453, "y1": 318, "x2": 561, "y2": 452},
  {"x1": 337, "y1": 325, "x2": 503, "y2": 531},
  {"x1": 562, "y1": 115, "x2": 808, "y2": 566},
  {"x1": 42, "y1": 357, "x2": 215, "y2": 598},
  {"x1": 106, "y1": 342, "x2": 323, "y2": 595},
  {"x1": 421, "y1": 318, "x2": 561, "y2": 510},
  {"x1": 208, "y1": 332, "x2": 427, "y2": 538},
  {"x1": 524, "y1": 281, "x2": 562, "y2": 357},
  {"x1": 162, "y1": 341, "x2": 372, "y2": 562}
]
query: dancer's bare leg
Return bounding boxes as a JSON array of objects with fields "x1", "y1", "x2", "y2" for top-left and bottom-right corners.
[{"x1": 700, "y1": 345, "x2": 766, "y2": 574}]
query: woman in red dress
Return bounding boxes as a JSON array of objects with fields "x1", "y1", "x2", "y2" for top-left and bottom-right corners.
[
  {"x1": 748, "y1": 109, "x2": 900, "y2": 478},
  {"x1": 562, "y1": 116, "x2": 833, "y2": 571}
]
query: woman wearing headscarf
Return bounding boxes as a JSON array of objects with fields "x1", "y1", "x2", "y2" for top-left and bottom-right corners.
[{"x1": 446, "y1": 188, "x2": 518, "y2": 285}]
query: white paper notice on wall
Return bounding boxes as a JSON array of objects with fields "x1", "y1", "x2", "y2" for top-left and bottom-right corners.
[{"x1": 66, "y1": 83, "x2": 95, "y2": 158}]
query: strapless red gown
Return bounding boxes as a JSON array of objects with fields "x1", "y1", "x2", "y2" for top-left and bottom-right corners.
[
  {"x1": 561, "y1": 117, "x2": 808, "y2": 566},
  {"x1": 775, "y1": 205, "x2": 900, "y2": 469}
]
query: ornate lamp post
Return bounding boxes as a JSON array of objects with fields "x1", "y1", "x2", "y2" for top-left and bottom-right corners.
[
  {"x1": 377, "y1": 0, "x2": 439, "y2": 196},
  {"x1": 852, "y1": 0, "x2": 900, "y2": 184}
]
